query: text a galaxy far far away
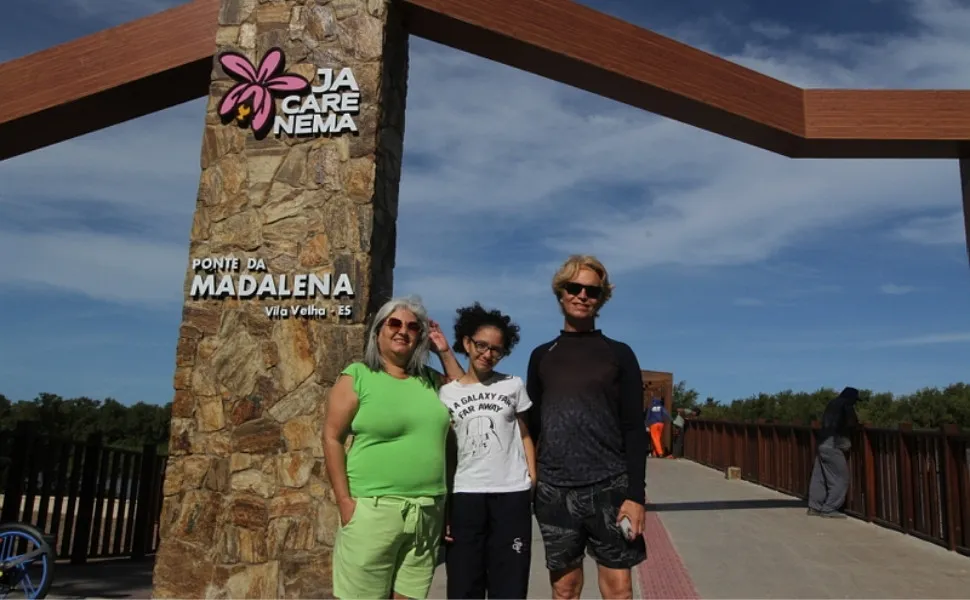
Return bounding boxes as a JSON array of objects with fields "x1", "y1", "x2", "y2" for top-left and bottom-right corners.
[{"x1": 188, "y1": 256, "x2": 355, "y2": 320}]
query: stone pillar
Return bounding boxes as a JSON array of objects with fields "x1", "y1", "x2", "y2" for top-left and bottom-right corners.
[{"x1": 151, "y1": 0, "x2": 407, "y2": 597}]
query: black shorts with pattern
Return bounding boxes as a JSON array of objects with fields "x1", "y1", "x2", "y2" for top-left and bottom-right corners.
[{"x1": 533, "y1": 473, "x2": 647, "y2": 571}]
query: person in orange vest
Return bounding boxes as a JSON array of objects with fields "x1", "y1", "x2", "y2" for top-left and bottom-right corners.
[{"x1": 644, "y1": 391, "x2": 670, "y2": 458}]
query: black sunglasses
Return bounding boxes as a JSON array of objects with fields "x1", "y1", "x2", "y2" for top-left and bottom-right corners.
[
  {"x1": 385, "y1": 317, "x2": 422, "y2": 333},
  {"x1": 562, "y1": 281, "x2": 603, "y2": 299}
]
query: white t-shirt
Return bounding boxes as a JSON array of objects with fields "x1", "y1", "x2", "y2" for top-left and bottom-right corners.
[{"x1": 439, "y1": 373, "x2": 533, "y2": 494}]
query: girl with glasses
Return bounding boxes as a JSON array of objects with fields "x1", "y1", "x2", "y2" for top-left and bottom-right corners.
[{"x1": 438, "y1": 302, "x2": 536, "y2": 599}]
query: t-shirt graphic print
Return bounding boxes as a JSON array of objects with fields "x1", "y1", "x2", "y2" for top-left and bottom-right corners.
[{"x1": 439, "y1": 373, "x2": 533, "y2": 494}]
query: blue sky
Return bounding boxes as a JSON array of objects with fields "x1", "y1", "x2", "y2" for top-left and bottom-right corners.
[{"x1": 2, "y1": 0, "x2": 969, "y2": 406}]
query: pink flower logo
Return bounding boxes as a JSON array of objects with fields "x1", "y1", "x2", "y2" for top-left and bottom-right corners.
[{"x1": 217, "y1": 47, "x2": 310, "y2": 140}]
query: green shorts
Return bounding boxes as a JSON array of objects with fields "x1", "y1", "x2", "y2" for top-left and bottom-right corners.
[{"x1": 332, "y1": 495, "x2": 445, "y2": 599}]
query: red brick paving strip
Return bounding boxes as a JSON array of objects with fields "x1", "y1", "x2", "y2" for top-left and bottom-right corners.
[{"x1": 637, "y1": 502, "x2": 701, "y2": 599}]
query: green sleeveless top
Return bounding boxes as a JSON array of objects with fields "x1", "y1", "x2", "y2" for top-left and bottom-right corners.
[{"x1": 342, "y1": 361, "x2": 450, "y2": 497}]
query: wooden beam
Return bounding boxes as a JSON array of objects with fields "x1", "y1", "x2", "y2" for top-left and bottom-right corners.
[
  {"x1": 402, "y1": 0, "x2": 805, "y2": 156},
  {"x1": 3, "y1": 0, "x2": 970, "y2": 161},
  {"x1": 960, "y1": 159, "x2": 970, "y2": 268},
  {"x1": 801, "y1": 90, "x2": 970, "y2": 158},
  {"x1": 0, "y1": 0, "x2": 218, "y2": 160}
]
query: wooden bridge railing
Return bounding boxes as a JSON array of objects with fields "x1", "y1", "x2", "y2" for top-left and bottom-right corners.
[
  {"x1": 683, "y1": 418, "x2": 970, "y2": 557},
  {"x1": 0, "y1": 421, "x2": 168, "y2": 563}
]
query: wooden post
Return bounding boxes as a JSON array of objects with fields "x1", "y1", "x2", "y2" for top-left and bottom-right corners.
[
  {"x1": 71, "y1": 433, "x2": 102, "y2": 565},
  {"x1": 898, "y1": 423, "x2": 915, "y2": 533},
  {"x1": 131, "y1": 444, "x2": 159, "y2": 560},
  {"x1": 0, "y1": 421, "x2": 34, "y2": 524},
  {"x1": 756, "y1": 419, "x2": 766, "y2": 485},
  {"x1": 720, "y1": 421, "x2": 729, "y2": 469},
  {"x1": 940, "y1": 424, "x2": 960, "y2": 551},
  {"x1": 862, "y1": 423, "x2": 877, "y2": 521},
  {"x1": 740, "y1": 422, "x2": 749, "y2": 479},
  {"x1": 734, "y1": 423, "x2": 742, "y2": 476},
  {"x1": 795, "y1": 422, "x2": 803, "y2": 493},
  {"x1": 772, "y1": 423, "x2": 781, "y2": 489},
  {"x1": 958, "y1": 158, "x2": 970, "y2": 267}
]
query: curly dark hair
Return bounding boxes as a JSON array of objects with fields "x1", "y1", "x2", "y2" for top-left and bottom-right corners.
[{"x1": 451, "y1": 302, "x2": 521, "y2": 356}]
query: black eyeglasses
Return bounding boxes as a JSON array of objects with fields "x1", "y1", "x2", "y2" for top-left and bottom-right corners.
[
  {"x1": 470, "y1": 339, "x2": 505, "y2": 358},
  {"x1": 562, "y1": 282, "x2": 603, "y2": 299},
  {"x1": 385, "y1": 317, "x2": 422, "y2": 333}
]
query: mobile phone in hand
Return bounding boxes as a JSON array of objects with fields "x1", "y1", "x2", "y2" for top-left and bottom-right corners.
[{"x1": 619, "y1": 516, "x2": 634, "y2": 541}]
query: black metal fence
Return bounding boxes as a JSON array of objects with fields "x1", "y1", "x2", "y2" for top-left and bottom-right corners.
[{"x1": 0, "y1": 421, "x2": 168, "y2": 563}]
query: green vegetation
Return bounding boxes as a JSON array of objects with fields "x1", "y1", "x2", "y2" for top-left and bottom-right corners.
[
  {"x1": 673, "y1": 381, "x2": 970, "y2": 429},
  {"x1": 4, "y1": 381, "x2": 969, "y2": 449},
  {"x1": 0, "y1": 392, "x2": 171, "y2": 452}
]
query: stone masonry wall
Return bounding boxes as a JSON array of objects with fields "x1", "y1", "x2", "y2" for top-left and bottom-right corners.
[{"x1": 152, "y1": 0, "x2": 408, "y2": 597}]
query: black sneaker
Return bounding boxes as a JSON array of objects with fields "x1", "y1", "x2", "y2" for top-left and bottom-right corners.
[
  {"x1": 819, "y1": 511, "x2": 847, "y2": 519},
  {"x1": 807, "y1": 508, "x2": 822, "y2": 516}
]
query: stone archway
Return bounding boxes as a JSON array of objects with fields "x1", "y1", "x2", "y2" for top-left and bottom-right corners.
[
  {"x1": 3, "y1": 0, "x2": 970, "y2": 597},
  {"x1": 150, "y1": 5, "x2": 409, "y2": 595}
]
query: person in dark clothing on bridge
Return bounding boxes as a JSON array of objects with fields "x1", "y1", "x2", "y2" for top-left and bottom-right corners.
[
  {"x1": 807, "y1": 386, "x2": 861, "y2": 518},
  {"x1": 671, "y1": 407, "x2": 701, "y2": 458},
  {"x1": 526, "y1": 255, "x2": 648, "y2": 600}
]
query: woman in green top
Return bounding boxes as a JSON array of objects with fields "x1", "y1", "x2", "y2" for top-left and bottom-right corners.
[{"x1": 324, "y1": 296, "x2": 465, "y2": 599}]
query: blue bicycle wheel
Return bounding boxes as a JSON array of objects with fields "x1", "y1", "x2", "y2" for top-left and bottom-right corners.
[{"x1": 0, "y1": 523, "x2": 54, "y2": 600}]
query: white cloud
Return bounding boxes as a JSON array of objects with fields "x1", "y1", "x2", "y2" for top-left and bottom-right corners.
[
  {"x1": 543, "y1": 153, "x2": 954, "y2": 273},
  {"x1": 783, "y1": 284, "x2": 843, "y2": 297},
  {"x1": 0, "y1": 230, "x2": 188, "y2": 308},
  {"x1": 750, "y1": 22, "x2": 792, "y2": 40},
  {"x1": 733, "y1": 297, "x2": 765, "y2": 307},
  {"x1": 880, "y1": 283, "x2": 917, "y2": 295},
  {"x1": 396, "y1": 269, "x2": 553, "y2": 317},
  {"x1": 399, "y1": 0, "x2": 970, "y2": 279},
  {"x1": 55, "y1": 0, "x2": 186, "y2": 20},
  {"x1": 0, "y1": 99, "x2": 204, "y2": 223},
  {"x1": 862, "y1": 331, "x2": 970, "y2": 347},
  {"x1": 894, "y1": 211, "x2": 966, "y2": 246},
  {"x1": 749, "y1": 328, "x2": 970, "y2": 353},
  {"x1": 724, "y1": 0, "x2": 970, "y2": 89},
  {"x1": 4, "y1": 0, "x2": 970, "y2": 310}
]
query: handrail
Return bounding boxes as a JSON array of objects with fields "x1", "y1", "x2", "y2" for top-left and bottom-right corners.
[{"x1": 683, "y1": 419, "x2": 970, "y2": 556}]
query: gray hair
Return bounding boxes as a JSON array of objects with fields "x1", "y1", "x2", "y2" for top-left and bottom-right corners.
[{"x1": 362, "y1": 295, "x2": 432, "y2": 377}]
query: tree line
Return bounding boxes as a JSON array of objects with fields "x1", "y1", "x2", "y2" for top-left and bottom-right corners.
[
  {"x1": 672, "y1": 381, "x2": 970, "y2": 429},
  {"x1": 3, "y1": 380, "x2": 969, "y2": 450},
  {"x1": 0, "y1": 393, "x2": 171, "y2": 452}
]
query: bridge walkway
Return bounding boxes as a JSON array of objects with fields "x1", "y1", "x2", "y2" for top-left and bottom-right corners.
[
  {"x1": 429, "y1": 457, "x2": 970, "y2": 598},
  {"x1": 44, "y1": 457, "x2": 970, "y2": 598}
]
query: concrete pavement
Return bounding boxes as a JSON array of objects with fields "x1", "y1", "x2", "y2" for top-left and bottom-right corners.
[
  {"x1": 646, "y1": 457, "x2": 970, "y2": 599},
  {"x1": 46, "y1": 558, "x2": 154, "y2": 599},
  {"x1": 39, "y1": 458, "x2": 970, "y2": 599}
]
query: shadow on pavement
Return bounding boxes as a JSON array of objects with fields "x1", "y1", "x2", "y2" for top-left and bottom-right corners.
[
  {"x1": 647, "y1": 499, "x2": 806, "y2": 512},
  {"x1": 48, "y1": 557, "x2": 154, "y2": 599}
]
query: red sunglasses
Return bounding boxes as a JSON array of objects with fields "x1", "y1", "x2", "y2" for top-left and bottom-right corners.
[{"x1": 385, "y1": 317, "x2": 422, "y2": 333}]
